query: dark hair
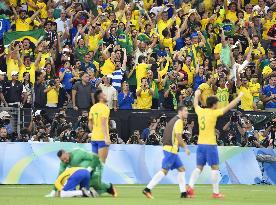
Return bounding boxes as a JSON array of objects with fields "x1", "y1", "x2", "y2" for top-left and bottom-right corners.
[
  {"x1": 162, "y1": 29, "x2": 170, "y2": 38},
  {"x1": 57, "y1": 149, "x2": 65, "y2": 158},
  {"x1": 94, "y1": 89, "x2": 103, "y2": 103},
  {"x1": 138, "y1": 55, "x2": 145, "y2": 64},
  {"x1": 206, "y1": 96, "x2": 219, "y2": 108},
  {"x1": 141, "y1": 77, "x2": 147, "y2": 83},
  {"x1": 177, "y1": 105, "x2": 187, "y2": 112},
  {"x1": 206, "y1": 73, "x2": 212, "y2": 81}
]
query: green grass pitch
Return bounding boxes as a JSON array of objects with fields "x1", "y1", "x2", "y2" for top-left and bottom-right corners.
[{"x1": 0, "y1": 184, "x2": 275, "y2": 205}]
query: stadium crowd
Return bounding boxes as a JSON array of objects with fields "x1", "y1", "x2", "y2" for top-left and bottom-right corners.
[{"x1": 0, "y1": 0, "x2": 276, "y2": 147}]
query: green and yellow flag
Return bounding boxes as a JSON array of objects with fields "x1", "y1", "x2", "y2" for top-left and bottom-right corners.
[{"x1": 3, "y1": 29, "x2": 45, "y2": 47}]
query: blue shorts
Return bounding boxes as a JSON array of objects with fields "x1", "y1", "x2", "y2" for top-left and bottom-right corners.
[
  {"x1": 196, "y1": 144, "x2": 219, "y2": 166},
  {"x1": 162, "y1": 150, "x2": 183, "y2": 170},
  {"x1": 91, "y1": 141, "x2": 108, "y2": 154},
  {"x1": 63, "y1": 169, "x2": 90, "y2": 191}
]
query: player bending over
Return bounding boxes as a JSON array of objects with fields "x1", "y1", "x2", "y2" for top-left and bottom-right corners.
[
  {"x1": 143, "y1": 105, "x2": 190, "y2": 199},
  {"x1": 46, "y1": 149, "x2": 117, "y2": 197},
  {"x1": 187, "y1": 90, "x2": 243, "y2": 198},
  {"x1": 54, "y1": 167, "x2": 98, "y2": 198},
  {"x1": 89, "y1": 89, "x2": 110, "y2": 163}
]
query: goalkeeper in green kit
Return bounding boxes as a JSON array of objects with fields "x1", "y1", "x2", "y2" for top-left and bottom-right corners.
[{"x1": 45, "y1": 148, "x2": 117, "y2": 197}]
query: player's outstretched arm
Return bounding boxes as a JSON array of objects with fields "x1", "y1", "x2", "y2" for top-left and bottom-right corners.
[
  {"x1": 193, "y1": 89, "x2": 201, "y2": 108},
  {"x1": 222, "y1": 92, "x2": 244, "y2": 114}
]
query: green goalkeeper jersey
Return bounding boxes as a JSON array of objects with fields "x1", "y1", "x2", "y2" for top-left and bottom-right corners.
[{"x1": 58, "y1": 149, "x2": 102, "y2": 175}]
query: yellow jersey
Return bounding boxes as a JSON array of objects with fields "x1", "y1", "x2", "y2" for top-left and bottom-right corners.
[
  {"x1": 160, "y1": 37, "x2": 175, "y2": 53},
  {"x1": 36, "y1": 1, "x2": 48, "y2": 19},
  {"x1": 100, "y1": 58, "x2": 115, "y2": 75},
  {"x1": 262, "y1": 19, "x2": 276, "y2": 40},
  {"x1": 54, "y1": 167, "x2": 83, "y2": 191},
  {"x1": 163, "y1": 117, "x2": 184, "y2": 154},
  {"x1": 238, "y1": 86, "x2": 254, "y2": 111},
  {"x1": 157, "y1": 19, "x2": 173, "y2": 37},
  {"x1": 216, "y1": 87, "x2": 229, "y2": 108},
  {"x1": 86, "y1": 34, "x2": 101, "y2": 52},
  {"x1": 19, "y1": 63, "x2": 36, "y2": 84},
  {"x1": 195, "y1": 106, "x2": 223, "y2": 145},
  {"x1": 248, "y1": 81, "x2": 260, "y2": 97},
  {"x1": 199, "y1": 83, "x2": 214, "y2": 107},
  {"x1": 136, "y1": 88, "x2": 152, "y2": 109},
  {"x1": 89, "y1": 103, "x2": 110, "y2": 141},
  {"x1": 136, "y1": 63, "x2": 148, "y2": 88},
  {"x1": 182, "y1": 64, "x2": 195, "y2": 86},
  {"x1": 39, "y1": 53, "x2": 51, "y2": 69},
  {"x1": 226, "y1": 11, "x2": 238, "y2": 23},
  {"x1": 262, "y1": 66, "x2": 272, "y2": 77},
  {"x1": 46, "y1": 86, "x2": 58, "y2": 104},
  {"x1": 15, "y1": 18, "x2": 32, "y2": 31},
  {"x1": 6, "y1": 57, "x2": 19, "y2": 80}
]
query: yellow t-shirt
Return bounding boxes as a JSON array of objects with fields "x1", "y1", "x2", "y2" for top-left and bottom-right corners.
[
  {"x1": 163, "y1": 119, "x2": 183, "y2": 154},
  {"x1": 100, "y1": 58, "x2": 115, "y2": 75},
  {"x1": 182, "y1": 64, "x2": 195, "y2": 86},
  {"x1": 248, "y1": 81, "x2": 260, "y2": 97},
  {"x1": 6, "y1": 57, "x2": 19, "y2": 80},
  {"x1": 136, "y1": 63, "x2": 148, "y2": 88},
  {"x1": 199, "y1": 83, "x2": 214, "y2": 107},
  {"x1": 86, "y1": 34, "x2": 101, "y2": 52},
  {"x1": 195, "y1": 106, "x2": 223, "y2": 145},
  {"x1": 181, "y1": 3, "x2": 192, "y2": 14},
  {"x1": 262, "y1": 19, "x2": 276, "y2": 40},
  {"x1": 226, "y1": 11, "x2": 238, "y2": 23},
  {"x1": 89, "y1": 102, "x2": 110, "y2": 141},
  {"x1": 238, "y1": 86, "x2": 254, "y2": 111},
  {"x1": 216, "y1": 87, "x2": 229, "y2": 108},
  {"x1": 136, "y1": 88, "x2": 152, "y2": 109},
  {"x1": 19, "y1": 63, "x2": 36, "y2": 84},
  {"x1": 47, "y1": 86, "x2": 58, "y2": 104},
  {"x1": 160, "y1": 37, "x2": 175, "y2": 53},
  {"x1": 15, "y1": 18, "x2": 32, "y2": 31},
  {"x1": 39, "y1": 53, "x2": 51, "y2": 69},
  {"x1": 262, "y1": 66, "x2": 272, "y2": 77},
  {"x1": 245, "y1": 46, "x2": 265, "y2": 60},
  {"x1": 157, "y1": 19, "x2": 173, "y2": 37},
  {"x1": 54, "y1": 167, "x2": 83, "y2": 191},
  {"x1": 36, "y1": 1, "x2": 48, "y2": 19}
]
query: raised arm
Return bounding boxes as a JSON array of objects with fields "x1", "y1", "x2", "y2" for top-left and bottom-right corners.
[
  {"x1": 194, "y1": 89, "x2": 201, "y2": 108},
  {"x1": 30, "y1": 8, "x2": 42, "y2": 22},
  {"x1": 222, "y1": 92, "x2": 243, "y2": 114}
]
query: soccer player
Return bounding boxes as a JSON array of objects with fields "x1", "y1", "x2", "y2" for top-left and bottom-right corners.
[
  {"x1": 89, "y1": 89, "x2": 110, "y2": 163},
  {"x1": 143, "y1": 105, "x2": 190, "y2": 199},
  {"x1": 187, "y1": 90, "x2": 243, "y2": 198},
  {"x1": 54, "y1": 167, "x2": 96, "y2": 198},
  {"x1": 46, "y1": 149, "x2": 117, "y2": 197}
]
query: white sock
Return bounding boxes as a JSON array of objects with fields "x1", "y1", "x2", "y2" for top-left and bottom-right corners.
[
  {"x1": 146, "y1": 171, "x2": 165, "y2": 190},
  {"x1": 60, "y1": 190, "x2": 83, "y2": 198},
  {"x1": 211, "y1": 170, "x2": 220, "y2": 194},
  {"x1": 177, "y1": 172, "x2": 186, "y2": 193},
  {"x1": 189, "y1": 168, "x2": 201, "y2": 188}
]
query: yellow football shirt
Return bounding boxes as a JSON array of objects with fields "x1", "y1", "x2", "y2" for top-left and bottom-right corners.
[
  {"x1": 47, "y1": 86, "x2": 58, "y2": 104},
  {"x1": 55, "y1": 167, "x2": 83, "y2": 191},
  {"x1": 216, "y1": 87, "x2": 229, "y2": 108},
  {"x1": 36, "y1": 1, "x2": 48, "y2": 19},
  {"x1": 6, "y1": 57, "x2": 19, "y2": 80},
  {"x1": 262, "y1": 19, "x2": 276, "y2": 40},
  {"x1": 100, "y1": 58, "x2": 115, "y2": 75},
  {"x1": 163, "y1": 119, "x2": 183, "y2": 154},
  {"x1": 89, "y1": 102, "x2": 110, "y2": 141},
  {"x1": 262, "y1": 66, "x2": 272, "y2": 77},
  {"x1": 199, "y1": 83, "x2": 214, "y2": 107},
  {"x1": 15, "y1": 18, "x2": 32, "y2": 31},
  {"x1": 86, "y1": 34, "x2": 101, "y2": 52},
  {"x1": 182, "y1": 64, "x2": 195, "y2": 86},
  {"x1": 136, "y1": 63, "x2": 148, "y2": 88},
  {"x1": 238, "y1": 86, "x2": 254, "y2": 111},
  {"x1": 248, "y1": 81, "x2": 260, "y2": 97},
  {"x1": 157, "y1": 19, "x2": 173, "y2": 37},
  {"x1": 136, "y1": 88, "x2": 152, "y2": 109},
  {"x1": 195, "y1": 106, "x2": 223, "y2": 145},
  {"x1": 39, "y1": 53, "x2": 51, "y2": 69},
  {"x1": 226, "y1": 11, "x2": 238, "y2": 23},
  {"x1": 160, "y1": 37, "x2": 175, "y2": 53},
  {"x1": 19, "y1": 63, "x2": 36, "y2": 84}
]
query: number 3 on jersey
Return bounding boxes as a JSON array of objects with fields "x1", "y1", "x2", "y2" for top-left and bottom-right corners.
[{"x1": 200, "y1": 116, "x2": 206, "y2": 130}]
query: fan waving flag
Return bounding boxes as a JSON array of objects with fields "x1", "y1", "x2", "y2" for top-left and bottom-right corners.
[{"x1": 3, "y1": 29, "x2": 46, "y2": 47}]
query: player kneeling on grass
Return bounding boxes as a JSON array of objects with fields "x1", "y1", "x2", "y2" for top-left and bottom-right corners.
[
  {"x1": 54, "y1": 167, "x2": 98, "y2": 198},
  {"x1": 143, "y1": 105, "x2": 190, "y2": 199}
]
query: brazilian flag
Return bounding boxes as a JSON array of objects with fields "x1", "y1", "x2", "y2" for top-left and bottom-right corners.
[{"x1": 3, "y1": 29, "x2": 46, "y2": 47}]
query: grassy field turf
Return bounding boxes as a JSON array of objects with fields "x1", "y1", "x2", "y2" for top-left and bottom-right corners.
[{"x1": 0, "y1": 185, "x2": 275, "y2": 205}]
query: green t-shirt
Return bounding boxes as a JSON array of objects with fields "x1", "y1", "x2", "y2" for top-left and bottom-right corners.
[{"x1": 75, "y1": 46, "x2": 89, "y2": 62}]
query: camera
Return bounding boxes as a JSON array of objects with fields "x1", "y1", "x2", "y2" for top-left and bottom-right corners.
[
  {"x1": 146, "y1": 133, "x2": 160, "y2": 145},
  {"x1": 230, "y1": 112, "x2": 241, "y2": 123}
]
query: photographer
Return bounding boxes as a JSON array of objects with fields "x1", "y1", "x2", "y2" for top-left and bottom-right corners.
[
  {"x1": 74, "y1": 110, "x2": 89, "y2": 132},
  {"x1": 110, "y1": 120, "x2": 124, "y2": 144},
  {"x1": 182, "y1": 120, "x2": 195, "y2": 145},
  {"x1": 15, "y1": 128, "x2": 31, "y2": 142},
  {"x1": 222, "y1": 112, "x2": 244, "y2": 146},
  {"x1": 156, "y1": 114, "x2": 167, "y2": 140},
  {"x1": 0, "y1": 127, "x2": 10, "y2": 142},
  {"x1": 141, "y1": 117, "x2": 159, "y2": 142},
  {"x1": 75, "y1": 127, "x2": 89, "y2": 143},
  {"x1": 51, "y1": 112, "x2": 68, "y2": 139},
  {"x1": 58, "y1": 124, "x2": 76, "y2": 142},
  {"x1": 127, "y1": 130, "x2": 144, "y2": 145},
  {"x1": 240, "y1": 119, "x2": 262, "y2": 148},
  {"x1": 262, "y1": 118, "x2": 276, "y2": 148}
]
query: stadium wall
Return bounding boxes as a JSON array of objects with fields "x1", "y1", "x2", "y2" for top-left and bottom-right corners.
[{"x1": 0, "y1": 143, "x2": 276, "y2": 185}]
